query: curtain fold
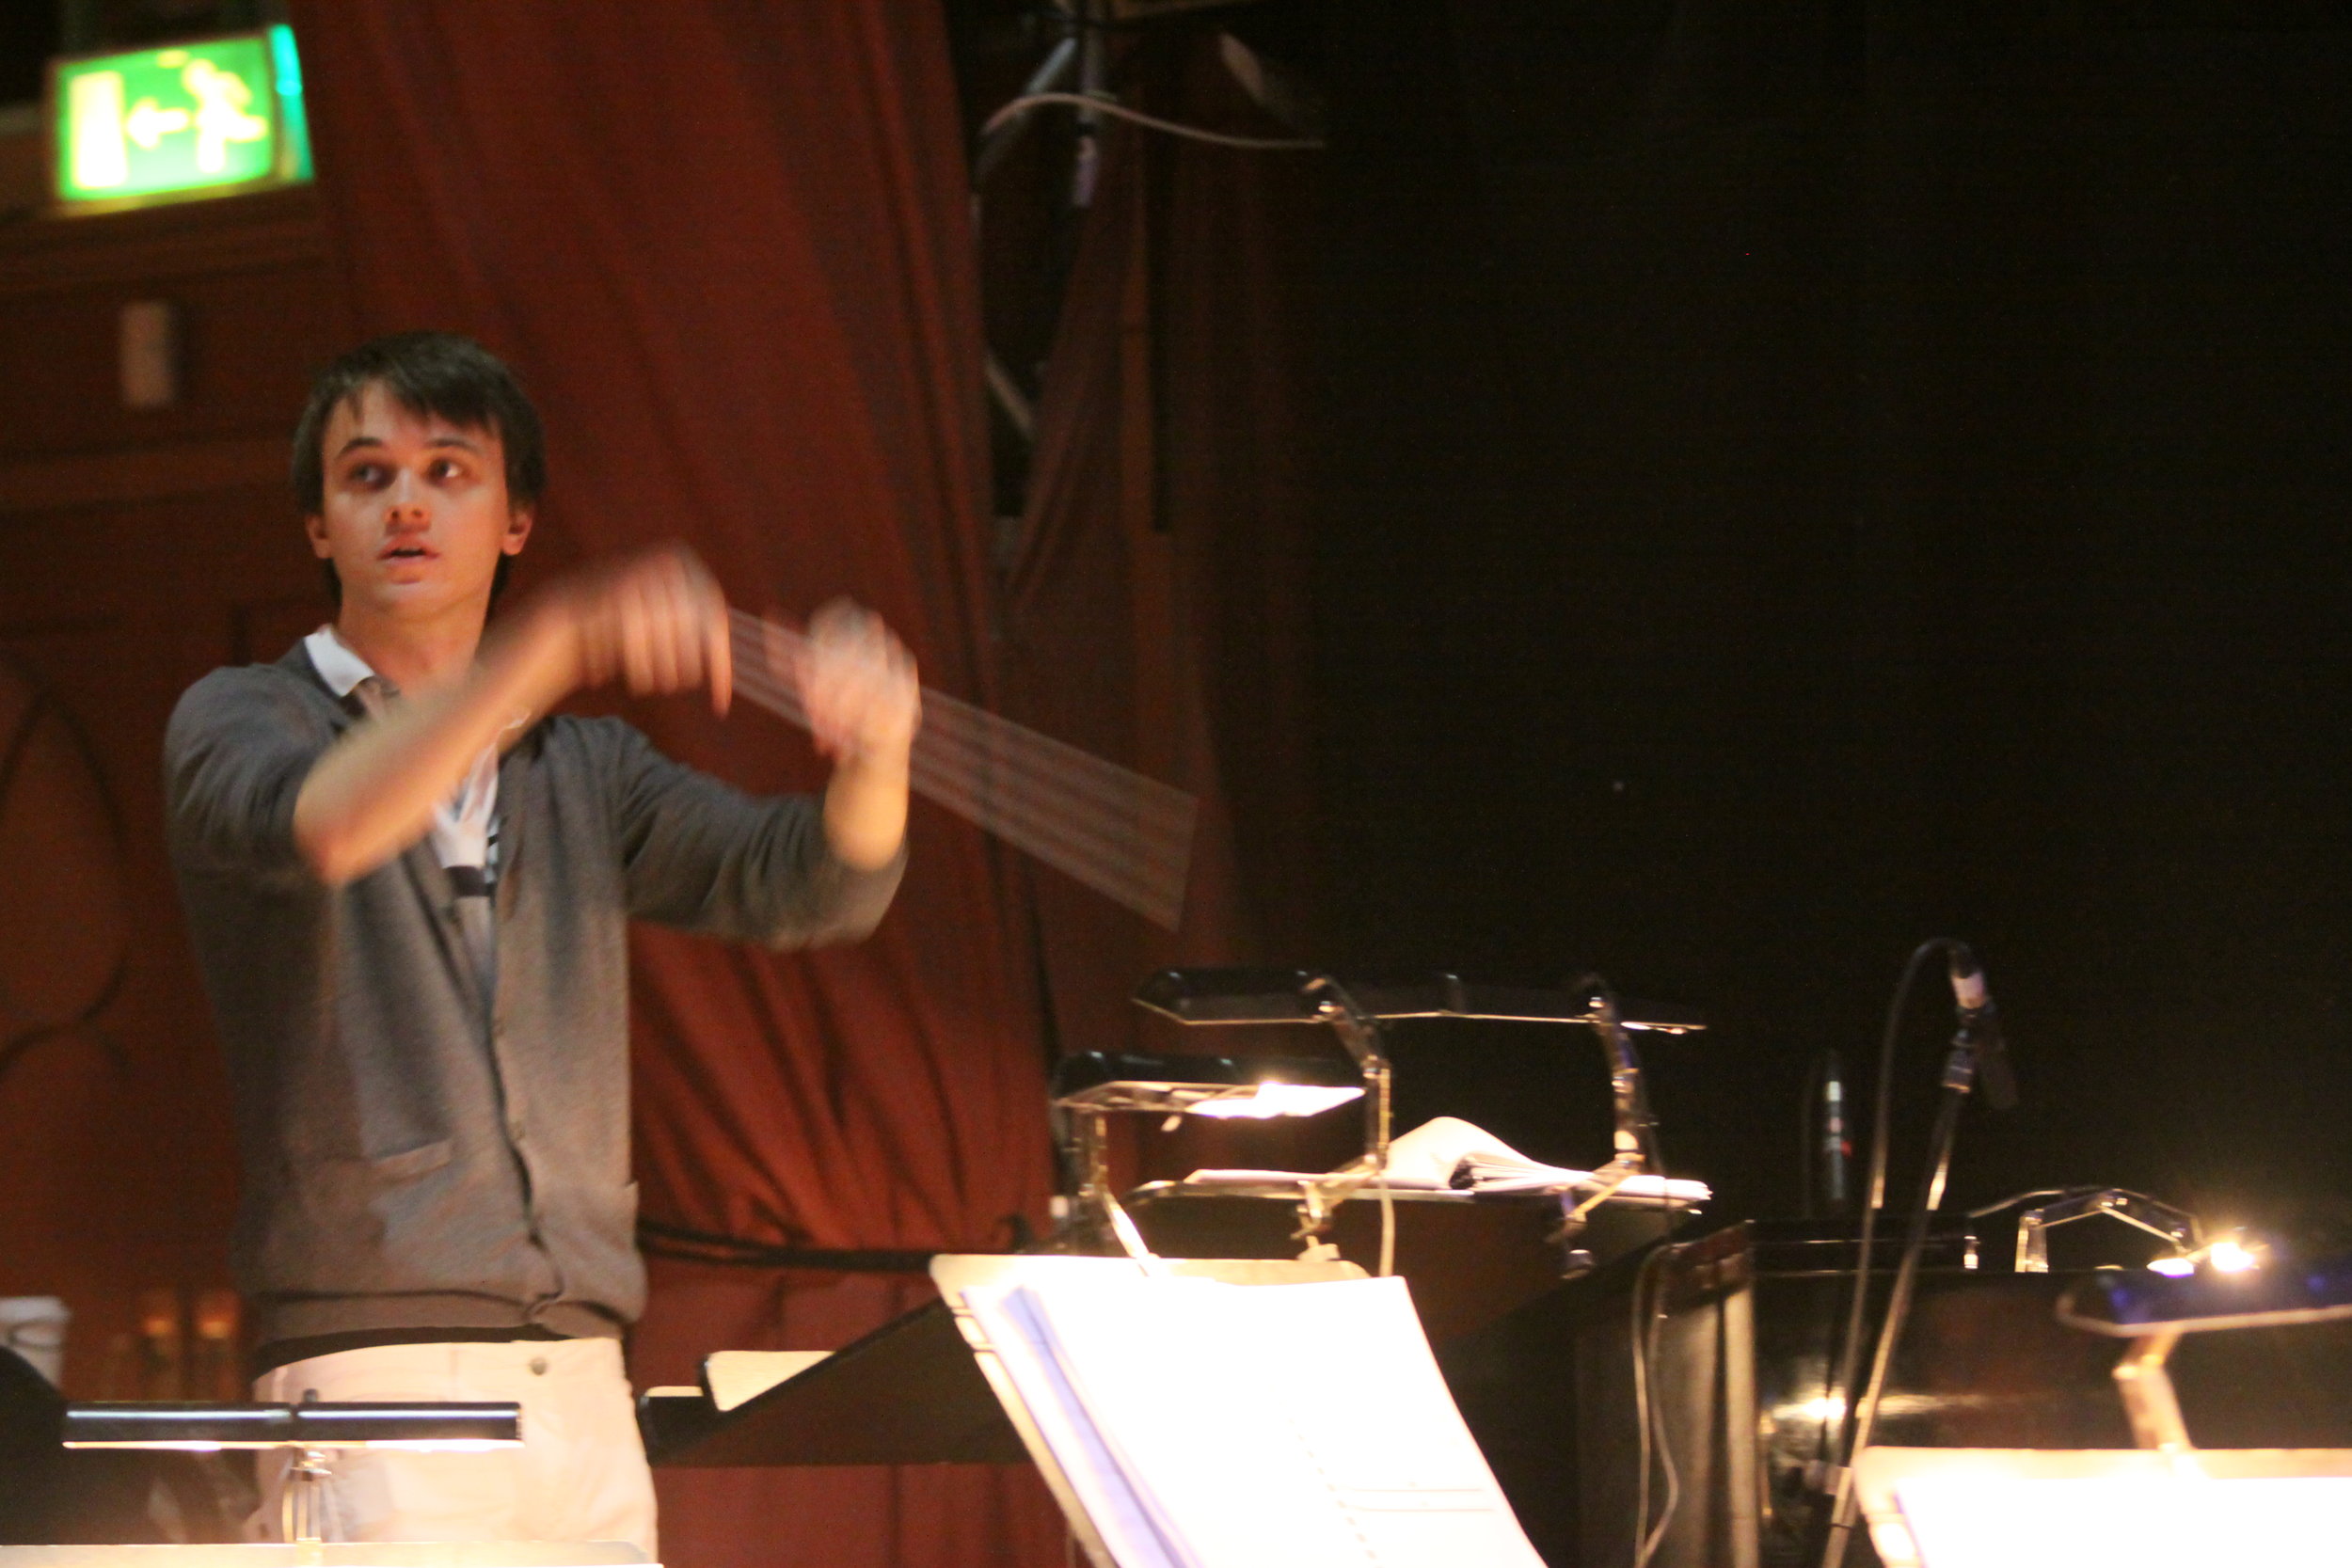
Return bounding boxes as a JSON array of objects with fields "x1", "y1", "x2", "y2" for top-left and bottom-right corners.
[
  {"x1": 997, "y1": 41, "x2": 1324, "y2": 1180},
  {"x1": 285, "y1": 6, "x2": 1059, "y2": 1564}
]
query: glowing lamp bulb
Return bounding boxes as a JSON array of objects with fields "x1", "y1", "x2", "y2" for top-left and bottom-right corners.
[
  {"x1": 2146, "y1": 1255, "x2": 2196, "y2": 1277},
  {"x1": 1188, "y1": 1083, "x2": 1364, "y2": 1119},
  {"x1": 2207, "y1": 1239, "x2": 2259, "y2": 1274}
]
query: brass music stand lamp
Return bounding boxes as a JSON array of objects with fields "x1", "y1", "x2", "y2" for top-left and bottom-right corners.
[
  {"x1": 2057, "y1": 1248, "x2": 2352, "y2": 1466},
  {"x1": 1049, "y1": 973, "x2": 1389, "y2": 1260}
]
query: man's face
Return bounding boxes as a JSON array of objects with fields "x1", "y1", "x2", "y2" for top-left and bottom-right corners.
[{"x1": 305, "y1": 382, "x2": 532, "y2": 626}]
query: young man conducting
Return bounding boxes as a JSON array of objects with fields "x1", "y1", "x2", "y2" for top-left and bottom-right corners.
[{"x1": 165, "y1": 333, "x2": 920, "y2": 1552}]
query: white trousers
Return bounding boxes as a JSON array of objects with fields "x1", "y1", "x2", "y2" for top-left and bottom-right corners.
[{"x1": 253, "y1": 1338, "x2": 658, "y2": 1558}]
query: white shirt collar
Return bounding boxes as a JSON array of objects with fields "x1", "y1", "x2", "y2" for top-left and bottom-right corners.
[
  {"x1": 301, "y1": 624, "x2": 501, "y2": 877},
  {"x1": 304, "y1": 624, "x2": 379, "y2": 699}
]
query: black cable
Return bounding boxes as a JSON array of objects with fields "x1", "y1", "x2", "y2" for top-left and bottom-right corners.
[
  {"x1": 636, "y1": 1217, "x2": 942, "y2": 1275},
  {"x1": 1822, "y1": 938, "x2": 2005, "y2": 1568},
  {"x1": 1566, "y1": 973, "x2": 1672, "y2": 1195},
  {"x1": 1824, "y1": 939, "x2": 1958, "y2": 1479},
  {"x1": 1629, "y1": 1240, "x2": 1682, "y2": 1568},
  {"x1": 1798, "y1": 1048, "x2": 1826, "y2": 1218},
  {"x1": 1631, "y1": 1243, "x2": 1655, "y2": 1566},
  {"x1": 980, "y1": 91, "x2": 1325, "y2": 150},
  {"x1": 1569, "y1": 971, "x2": 1684, "y2": 1563}
]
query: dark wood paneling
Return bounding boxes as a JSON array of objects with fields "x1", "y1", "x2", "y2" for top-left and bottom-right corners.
[
  {"x1": 0, "y1": 187, "x2": 326, "y2": 298},
  {"x1": 0, "y1": 186, "x2": 342, "y2": 1395},
  {"x1": 0, "y1": 260, "x2": 342, "y2": 464},
  {"x1": 0, "y1": 436, "x2": 287, "y2": 515}
]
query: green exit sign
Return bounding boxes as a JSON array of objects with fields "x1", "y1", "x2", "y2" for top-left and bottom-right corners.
[{"x1": 48, "y1": 25, "x2": 312, "y2": 213}]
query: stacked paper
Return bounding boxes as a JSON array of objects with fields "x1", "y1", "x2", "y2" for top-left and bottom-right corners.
[{"x1": 959, "y1": 1272, "x2": 1546, "y2": 1568}]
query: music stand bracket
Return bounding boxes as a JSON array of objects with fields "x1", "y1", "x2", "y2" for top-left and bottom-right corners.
[
  {"x1": 2008, "y1": 1187, "x2": 2199, "y2": 1273},
  {"x1": 1132, "y1": 970, "x2": 1703, "y2": 1258},
  {"x1": 1103, "y1": 971, "x2": 1394, "y2": 1256}
]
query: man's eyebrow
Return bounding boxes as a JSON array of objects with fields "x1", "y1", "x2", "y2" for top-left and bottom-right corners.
[{"x1": 332, "y1": 433, "x2": 485, "y2": 458}]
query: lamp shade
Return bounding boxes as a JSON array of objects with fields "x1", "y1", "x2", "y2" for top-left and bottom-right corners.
[{"x1": 2058, "y1": 1253, "x2": 2352, "y2": 1336}]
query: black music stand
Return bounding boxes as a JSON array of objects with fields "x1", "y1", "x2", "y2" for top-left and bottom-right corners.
[
  {"x1": 641, "y1": 1256, "x2": 1364, "y2": 1474},
  {"x1": 639, "y1": 1298, "x2": 1025, "y2": 1467}
]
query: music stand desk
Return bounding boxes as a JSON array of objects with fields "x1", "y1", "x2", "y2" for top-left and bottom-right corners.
[
  {"x1": 1852, "y1": 1446, "x2": 2352, "y2": 1568},
  {"x1": 641, "y1": 1293, "x2": 1025, "y2": 1467},
  {"x1": 640, "y1": 1255, "x2": 1362, "y2": 1483}
]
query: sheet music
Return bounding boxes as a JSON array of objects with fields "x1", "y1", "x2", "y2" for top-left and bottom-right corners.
[
  {"x1": 1387, "y1": 1116, "x2": 1710, "y2": 1200},
  {"x1": 967, "y1": 1282, "x2": 1184, "y2": 1568},
  {"x1": 961, "y1": 1274, "x2": 1545, "y2": 1568}
]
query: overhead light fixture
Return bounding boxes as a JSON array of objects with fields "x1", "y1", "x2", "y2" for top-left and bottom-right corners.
[
  {"x1": 1050, "y1": 1050, "x2": 1363, "y2": 1120},
  {"x1": 1190, "y1": 1084, "x2": 1363, "y2": 1120},
  {"x1": 1050, "y1": 1046, "x2": 1370, "y2": 1258}
]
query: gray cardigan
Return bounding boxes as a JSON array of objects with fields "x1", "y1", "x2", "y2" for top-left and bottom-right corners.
[{"x1": 165, "y1": 642, "x2": 903, "y2": 1347}]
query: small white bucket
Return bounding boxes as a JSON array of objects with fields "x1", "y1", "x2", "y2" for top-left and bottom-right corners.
[{"x1": 0, "y1": 1295, "x2": 70, "y2": 1386}]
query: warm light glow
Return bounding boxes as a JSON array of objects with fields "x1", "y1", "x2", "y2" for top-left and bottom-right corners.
[
  {"x1": 1775, "y1": 1395, "x2": 1847, "y2": 1426},
  {"x1": 1189, "y1": 1084, "x2": 1364, "y2": 1119},
  {"x1": 66, "y1": 1439, "x2": 225, "y2": 1451},
  {"x1": 2146, "y1": 1255, "x2": 2196, "y2": 1277},
  {"x1": 1894, "y1": 1474, "x2": 2352, "y2": 1567},
  {"x1": 2207, "y1": 1239, "x2": 2259, "y2": 1274},
  {"x1": 397, "y1": 1439, "x2": 520, "y2": 1452}
]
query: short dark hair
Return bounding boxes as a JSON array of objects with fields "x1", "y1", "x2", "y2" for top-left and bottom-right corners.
[{"x1": 293, "y1": 332, "x2": 546, "y2": 606}]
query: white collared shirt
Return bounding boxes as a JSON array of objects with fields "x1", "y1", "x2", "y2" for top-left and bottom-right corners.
[{"x1": 303, "y1": 625, "x2": 500, "y2": 878}]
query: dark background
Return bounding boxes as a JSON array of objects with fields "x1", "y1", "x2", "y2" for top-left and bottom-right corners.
[
  {"x1": 6, "y1": 0, "x2": 2351, "y2": 1403},
  {"x1": 0, "y1": 4, "x2": 2343, "y2": 1560},
  {"x1": 1300, "y1": 0, "x2": 2352, "y2": 1241}
]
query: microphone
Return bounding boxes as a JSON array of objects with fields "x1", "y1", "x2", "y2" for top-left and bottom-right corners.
[
  {"x1": 1947, "y1": 945, "x2": 2017, "y2": 1111},
  {"x1": 1818, "y1": 1050, "x2": 1851, "y2": 1213}
]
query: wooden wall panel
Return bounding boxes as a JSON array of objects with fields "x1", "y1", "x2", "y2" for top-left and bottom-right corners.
[
  {"x1": 0, "y1": 259, "x2": 342, "y2": 464},
  {"x1": 0, "y1": 191, "x2": 342, "y2": 1396}
]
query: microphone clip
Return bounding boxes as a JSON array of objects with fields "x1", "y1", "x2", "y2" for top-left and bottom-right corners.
[{"x1": 1945, "y1": 945, "x2": 2018, "y2": 1112}]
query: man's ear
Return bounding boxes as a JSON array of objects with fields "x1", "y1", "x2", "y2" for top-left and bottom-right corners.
[
  {"x1": 502, "y1": 506, "x2": 535, "y2": 556},
  {"x1": 304, "y1": 514, "x2": 332, "y2": 560}
]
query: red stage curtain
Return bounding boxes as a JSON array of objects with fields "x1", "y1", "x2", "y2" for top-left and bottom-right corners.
[
  {"x1": 285, "y1": 6, "x2": 1061, "y2": 1564},
  {"x1": 997, "y1": 41, "x2": 1327, "y2": 1173}
]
